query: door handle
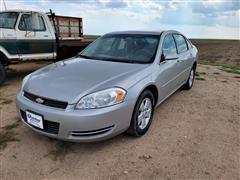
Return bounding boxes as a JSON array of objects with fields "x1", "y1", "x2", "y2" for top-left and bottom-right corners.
[
  {"x1": 177, "y1": 59, "x2": 183, "y2": 63},
  {"x1": 44, "y1": 35, "x2": 49, "y2": 37}
]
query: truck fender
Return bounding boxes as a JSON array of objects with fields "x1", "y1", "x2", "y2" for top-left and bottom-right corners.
[{"x1": 0, "y1": 46, "x2": 19, "y2": 62}]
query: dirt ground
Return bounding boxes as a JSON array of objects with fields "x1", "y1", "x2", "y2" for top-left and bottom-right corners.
[
  {"x1": 192, "y1": 39, "x2": 240, "y2": 66},
  {"x1": 0, "y1": 41, "x2": 240, "y2": 180}
]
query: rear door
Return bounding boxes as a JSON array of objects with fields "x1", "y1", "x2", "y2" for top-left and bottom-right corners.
[
  {"x1": 173, "y1": 34, "x2": 192, "y2": 85},
  {"x1": 16, "y1": 13, "x2": 55, "y2": 60}
]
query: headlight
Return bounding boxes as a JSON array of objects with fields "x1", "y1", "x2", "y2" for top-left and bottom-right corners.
[
  {"x1": 21, "y1": 74, "x2": 31, "y2": 90},
  {"x1": 76, "y1": 88, "x2": 126, "y2": 109}
]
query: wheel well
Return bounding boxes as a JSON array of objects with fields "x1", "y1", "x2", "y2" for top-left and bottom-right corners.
[
  {"x1": 193, "y1": 61, "x2": 197, "y2": 70},
  {"x1": 144, "y1": 85, "x2": 158, "y2": 106},
  {"x1": 0, "y1": 52, "x2": 9, "y2": 66}
]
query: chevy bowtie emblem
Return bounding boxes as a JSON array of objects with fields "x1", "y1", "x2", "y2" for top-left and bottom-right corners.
[{"x1": 36, "y1": 98, "x2": 44, "y2": 104}]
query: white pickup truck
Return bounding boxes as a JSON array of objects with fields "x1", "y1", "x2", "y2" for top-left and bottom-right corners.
[{"x1": 0, "y1": 9, "x2": 94, "y2": 84}]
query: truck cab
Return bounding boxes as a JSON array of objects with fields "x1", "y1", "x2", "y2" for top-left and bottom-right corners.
[
  {"x1": 0, "y1": 10, "x2": 57, "y2": 63},
  {"x1": 0, "y1": 9, "x2": 90, "y2": 85}
]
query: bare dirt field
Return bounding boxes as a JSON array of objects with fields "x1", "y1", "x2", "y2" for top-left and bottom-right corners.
[
  {"x1": 0, "y1": 40, "x2": 240, "y2": 180},
  {"x1": 192, "y1": 39, "x2": 240, "y2": 66}
]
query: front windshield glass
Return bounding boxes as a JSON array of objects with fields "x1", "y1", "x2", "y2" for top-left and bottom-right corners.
[
  {"x1": 0, "y1": 12, "x2": 19, "y2": 29},
  {"x1": 80, "y1": 34, "x2": 160, "y2": 64}
]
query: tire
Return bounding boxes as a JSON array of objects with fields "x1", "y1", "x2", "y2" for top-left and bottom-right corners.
[
  {"x1": 0, "y1": 62, "x2": 6, "y2": 85},
  {"x1": 182, "y1": 67, "x2": 195, "y2": 90},
  {"x1": 127, "y1": 90, "x2": 155, "y2": 137}
]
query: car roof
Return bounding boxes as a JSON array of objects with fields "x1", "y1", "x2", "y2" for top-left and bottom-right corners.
[{"x1": 106, "y1": 30, "x2": 181, "y2": 36}]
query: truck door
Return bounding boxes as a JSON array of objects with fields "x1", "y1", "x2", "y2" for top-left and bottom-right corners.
[
  {"x1": 16, "y1": 12, "x2": 55, "y2": 60},
  {"x1": 0, "y1": 12, "x2": 19, "y2": 59}
]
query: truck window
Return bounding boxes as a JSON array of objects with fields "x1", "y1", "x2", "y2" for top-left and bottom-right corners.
[
  {"x1": 19, "y1": 14, "x2": 46, "y2": 31},
  {"x1": 0, "y1": 12, "x2": 19, "y2": 29}
]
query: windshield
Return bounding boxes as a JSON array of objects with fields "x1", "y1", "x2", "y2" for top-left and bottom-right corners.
[
  {"x1": 80, "y1": 34, "x2": 160, "y2": 64},
  {"x1": 0, "y1": 12, "x2": 19, "y2": 29}
]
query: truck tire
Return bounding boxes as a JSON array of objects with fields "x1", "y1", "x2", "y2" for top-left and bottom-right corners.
[{"x1": 0, "y1": 62, "x2": 6, "y2": 85}]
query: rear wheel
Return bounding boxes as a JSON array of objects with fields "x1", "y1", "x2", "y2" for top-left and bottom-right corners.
[
  {"x1": 127, "y1": 90, "x2": 154, "y2": 137},
  {"x1": 182, "y1": 67, "x2": 195, "y2": 90},
  {"x1": 0, "y1": 62, "x2": 6, "y2": 85}
]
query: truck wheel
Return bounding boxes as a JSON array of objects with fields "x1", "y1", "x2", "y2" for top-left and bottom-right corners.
[{"x1": 0, "y1": 62, "x2": 6, "y2": 85}]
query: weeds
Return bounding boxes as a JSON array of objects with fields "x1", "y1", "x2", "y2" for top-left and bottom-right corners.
[
  {"x1": 0, "y1": 121, "x2": 20, "y2": 150},
  {"x1": 0, "y1": 131, "x2": 19, "y2": 150},
  {"x1": 219, "y1": 65, "x2": 240, "y2": 74},
  {"x1": 5, "y1": 68, "x2": 17, "y2": 73},
  {"x1": 195, "y1": 72, "x2": 206, "y2": 80},
  {"x1": 0, "y1": 97, "x2": 13, "y2": 105},
  {"x1": 45, "y1": 141, "x2": 72, "y2": 161},
  {"x1": 3, "y1": 122, "x2": 20, "y2": 130}
]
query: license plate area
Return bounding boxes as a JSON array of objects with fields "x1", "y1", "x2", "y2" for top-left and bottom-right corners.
[{"x1": 26, "y1": 111, "x2": 44, "y2": 129}]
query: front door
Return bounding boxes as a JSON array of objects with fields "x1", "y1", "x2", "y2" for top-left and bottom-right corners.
[
  {"x1": 156, "y1": 34, "x2": 179, "y2": 102},
  {"x1": 15, "y1": 13, "x2": 55, "y2": 60}
]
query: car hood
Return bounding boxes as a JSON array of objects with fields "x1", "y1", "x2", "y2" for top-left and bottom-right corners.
[{"x1": 24, "y1": 58, "x2": 149, "y2": 104}]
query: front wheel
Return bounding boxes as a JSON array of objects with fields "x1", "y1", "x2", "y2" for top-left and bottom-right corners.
[
  {"x1": 127, "y1": 90, "x2": 154, "y2": 137},
  {"x1": 0, "y1": 62, "x2": 6, "y2": 85},
  {"x1": 182, "y1": 67, "x2": 195, "y2": 90}
]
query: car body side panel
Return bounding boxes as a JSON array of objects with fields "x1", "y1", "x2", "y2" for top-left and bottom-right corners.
[{"x1": 15, "y1": 30, "x2": 198, "y2": 142}]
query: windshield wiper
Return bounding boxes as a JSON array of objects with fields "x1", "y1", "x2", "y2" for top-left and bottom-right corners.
[
  {"x1": 77, "y1": 54, "x2": 94, "y2": 59},
  {"x1": 111, "y1": 59, "x2": 148, "y2": 64},
  {"x1": 77, "y1": 55, "x2": 148, "y2": 64}
]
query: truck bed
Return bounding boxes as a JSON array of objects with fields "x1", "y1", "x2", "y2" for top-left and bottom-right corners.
[
  {"x1": 48, "y1": 14, "x2": 83, "y2": 40},
  {"x1": 58, "y1": 38, "x2": 94, "y2": 48}
]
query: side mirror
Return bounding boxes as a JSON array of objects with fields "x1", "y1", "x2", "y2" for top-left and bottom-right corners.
[
  {"x1": 161, "y1": 54, "x2": 178, "y2": 63},
  {"x1": 160, "y1": 54, "x2": 166, "y2": 63}
]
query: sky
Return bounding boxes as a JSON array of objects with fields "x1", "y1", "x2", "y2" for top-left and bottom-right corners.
[{"x1": 0, "y1": 0, "x2": 239, "y2": 39}]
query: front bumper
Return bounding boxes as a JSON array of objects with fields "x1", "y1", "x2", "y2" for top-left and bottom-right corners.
[{"x1": 16, "y1": 91, "x2": 134, "y2": 142}]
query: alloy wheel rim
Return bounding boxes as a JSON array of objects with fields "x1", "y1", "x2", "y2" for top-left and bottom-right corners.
[
  {"x1": 137, "y1": 98, "x2": 152, "y2": 130},
  {"x1": 189, "y1": 69, "x2": 194, "y2": 87}
]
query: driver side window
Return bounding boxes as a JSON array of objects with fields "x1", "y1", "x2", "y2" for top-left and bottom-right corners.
[
  {"x1": 19, "y1": 14, "x2": 46, "y2": 31},
  {"x1": 162, "y1": 34, "x2": 177, "y2": 57}
]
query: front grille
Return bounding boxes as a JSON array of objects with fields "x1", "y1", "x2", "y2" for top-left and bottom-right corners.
[
  {"x1": 71, "y1": 125, "x2": 114, "y2": 137},
  {"x1": 24, "y1": 91, "x2": 68, "y2": 109},
  {"x1": 20, "y1": 110, "x2": 60, "y2": 135}
]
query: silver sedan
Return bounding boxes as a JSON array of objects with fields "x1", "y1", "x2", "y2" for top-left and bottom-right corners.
[{"x1": 16, "y1": 30, "x2": 198, "y2": 142}]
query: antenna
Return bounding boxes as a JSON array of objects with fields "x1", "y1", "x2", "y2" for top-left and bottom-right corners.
[{"x1": 3, "y1": 0, "x2": 7, "y2": 10}]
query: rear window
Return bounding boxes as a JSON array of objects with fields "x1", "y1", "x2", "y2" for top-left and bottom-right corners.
[
  {"x1": 173, "y1": 34, "x2": 188, "y2": 54},
  {"x1": 0, "y1": 12, "x2": 19, "y2": 29}
]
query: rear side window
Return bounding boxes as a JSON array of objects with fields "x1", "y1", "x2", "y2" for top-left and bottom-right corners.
[
  {"x1": 186, "y1": 39, "x2": 193, "y2": 49},
  {"x1": 173, "y1": 34, "x2": 188, "y2": 54},
  {"x1": 19, "y1": 14, "x2": 46, "y2": 31},
  {"x1": 162, "y1": 34, "x2": 177, "y2": 57}
]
